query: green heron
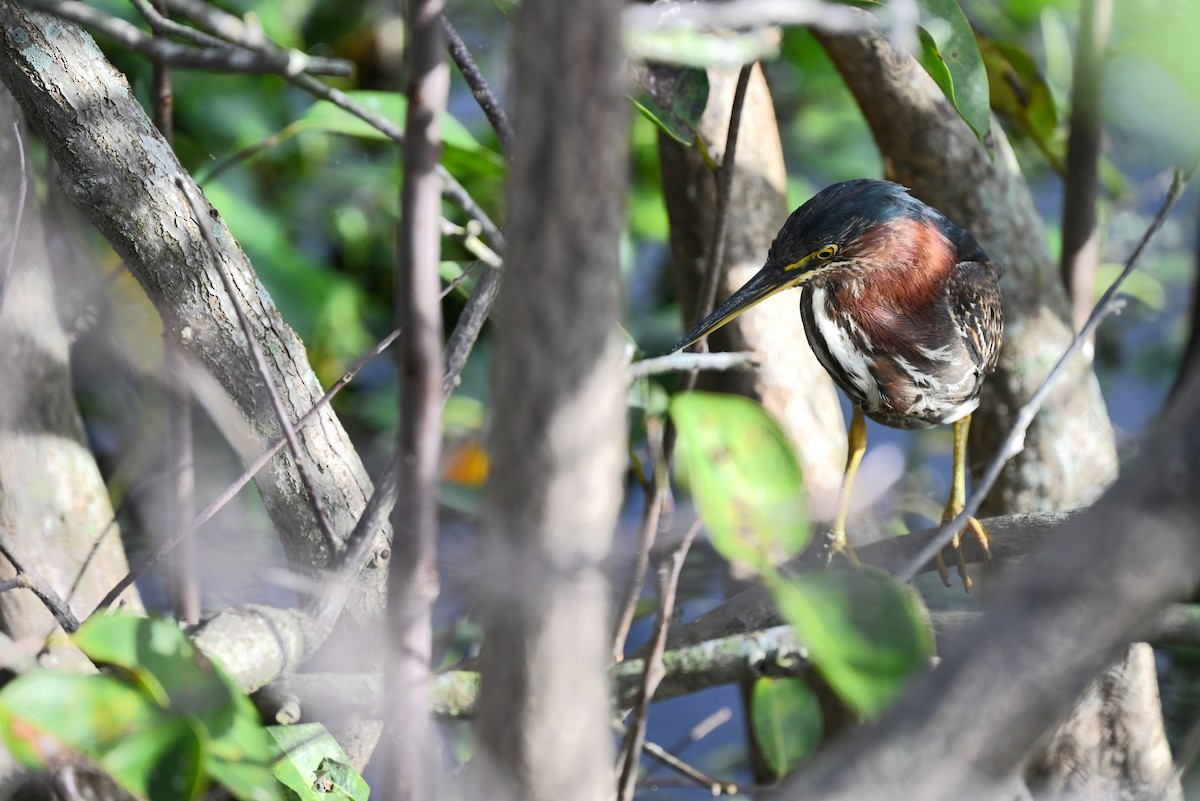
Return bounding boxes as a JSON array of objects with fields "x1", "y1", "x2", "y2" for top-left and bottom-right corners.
[{"x1": 676, "y1": 179, "x2": 1003, "y2": 589}]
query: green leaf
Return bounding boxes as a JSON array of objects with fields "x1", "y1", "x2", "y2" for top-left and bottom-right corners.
[
  {"x1": 105, "y1": 717, "x2": 207, "y2": 801},
  {"x1": 670, "y1": 392, "x2": 810, "y2": 573},
  {"x1": 772, "y1": 568, "x2": 933, "y2": 717},
  {"x1": 269, "y1": 724, "x2": 370, "y2": 801},
  {"x1": 205, "y1": 701, "x2": 281, "y2": 801},
  {"x1": 629, "y1": 64, "x2": 710, "y2": 145},
  {"x1": 299, "y1": 91, "x2": 506, "y2": 176},
  {"x1": 73, "y1": 616, "x2": 281, "y2": 801},
  {"x1": 74, "y1": 616, "x2": 237, "y2": 725},
  {"x1": 0, "y1": 670, "x2": 207, "y2": 801},
  {"x1": 977, "y1": 34, "x2": 1063, "y2": 171},
  {"x1": 439, "y1": 261, "x2": 478, "y2": 300},
  {"x1": 750, "y1": 677, "x2": 822, "y2": 779},
  {"x1": 491, "y1": 0, "x2": 519, "y2": 22},
  {"x1": 915, "y1": 0, "x2": 991, "y2": 142}
]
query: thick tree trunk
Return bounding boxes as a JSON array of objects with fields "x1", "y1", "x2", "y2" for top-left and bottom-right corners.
[
  {"x1": 0, "y1": 5, "x2": 388, "y2": 635},
  {"x1": 472, "y1": 0, "x2": 627, "y2": 797},
  {"x1": 0, "y1": 87, "x2": 141, "y2": 667},
  {"x1": 660, "y1": 66, "x2": 847, "y2": 510}
]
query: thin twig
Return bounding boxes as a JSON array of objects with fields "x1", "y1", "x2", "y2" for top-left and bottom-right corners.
[
  {"x1": 612, "y1": 416, "x2": 669, "y2": 660},
  {"x1": 0, "y1": 577, "x2": 26, "y2": 594},
  {"x1": 302, "y1": 269, "x2": 489, "y2": 645},
  {"x1": 896, "y1": 167, "x2": 1197, "y2": 584},
  {"x1": 0, "y1": 119, "x2": 27, "y2": 319},
  {"x1": 612, "y1": 64, "x2": 755, "y2": 661},
  {"x1": 195, "y1": 124, "x2": 298, "y2": 185},
  {"x1": 306, "y1": 449, "x2": 400, "y2": 650},
  {"x1": 128, "y1": 0, "x2": 232, "y2": 51},
  {"x1": 0, "y1": 527, "x2": 80, "y2": 633},
  {"x1": 92, "y1": 326, "x2": 402, "y2": 614},
  {"x1": 686, "y1": 64, "x2": 755, "y2": 367},
  {"x1": 176, "y1": 177, "x2": 341, "y2": 556},
  {"x1": 611, "y1": 720, "x2": 739, "y2": 795},
  {"x1": 641, "y1": 738, "x2": 738, "y2": 795},
  {"x1": 440, "y1": 221, "x2": 502, "y2": 269},
  {"x1": 627, "y1": 350, "x2": 756, "y2": 381},
  {"x1": 441, "y1": 266, "x2": 502, "y2": 401},
  {"x1": 28, "y1": 0, "x2": 352, "y2": 76},
  {"x1": 285, "y1": 72, "x2": 506, "y2": 253},
  {"x1": 617, "y1": 520, "x2": 703, "y2": 801},
  {"x1": 441, "y1": 15, "x2": 514, "y2": 158}
]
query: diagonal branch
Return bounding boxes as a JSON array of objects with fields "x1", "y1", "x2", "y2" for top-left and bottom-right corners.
[
  {"x1": 0, "y1": 527, "x2": 80, "y2": 633},
  {"x1": 442, "y1": 14, "x2": 514, "y2": 158},
  {"x1": 897, "y1": 167, "x2": 1195, "y2": 584}
]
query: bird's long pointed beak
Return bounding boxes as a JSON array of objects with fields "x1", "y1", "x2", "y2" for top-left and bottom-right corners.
[{"x1": 672, "y1": 264, "x2": 804, "y2": 352}]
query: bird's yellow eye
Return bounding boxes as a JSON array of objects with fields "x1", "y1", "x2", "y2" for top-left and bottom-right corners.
[{"x1": 817, "y1": 244, "x2": 839, "y2": 260}]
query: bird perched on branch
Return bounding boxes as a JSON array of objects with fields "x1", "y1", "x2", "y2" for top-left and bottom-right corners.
[{"x1": 675, "y1": 178, "x2": 1003, "y2": 589}]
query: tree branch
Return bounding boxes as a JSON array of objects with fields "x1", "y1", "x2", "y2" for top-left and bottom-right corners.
[
  {"x1": 769, "y1": 372, "x2": 1200, "y2": 800},
  {"x1": 26, "y1": 0, "x2": 352, "y2": 76},
  {"x1": 177, "y1": 177, "x2": 341, "y2": 555},
  {"x1": 897, "y1": 168, "x2": 1193, "y2": 583},
  {"x1": 386, "y1": 0, "x2": 448, "y2": 793},
  {"x1": 441, "y1": 14, "x2": 514, "y2": 158}
]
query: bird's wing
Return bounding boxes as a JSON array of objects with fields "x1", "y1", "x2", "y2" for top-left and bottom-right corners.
[{"x1": 948, "y1": 260, "x2": 1004, "y2": 375}]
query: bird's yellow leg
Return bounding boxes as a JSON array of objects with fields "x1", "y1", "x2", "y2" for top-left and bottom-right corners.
[
  {"x1": 939, "y1": 413, "x2": 993, "y2": 591},
  {"x1": 827, "y1": 406, "x2": 865, "y2": 565}
]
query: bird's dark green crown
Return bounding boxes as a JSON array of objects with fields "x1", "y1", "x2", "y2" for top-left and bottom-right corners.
[
  {"x1": 765, "y1": 178, "x2": 988, "y2": 273},
  {"x1": 674, "y1": 179, "x2": 995, "y2": 353}
]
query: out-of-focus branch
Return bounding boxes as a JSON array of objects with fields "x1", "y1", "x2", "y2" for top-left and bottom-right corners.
[
  {"x1": 252, "y1": 600, "x2": 1200, "y2": 725},
  {"x1": 1060, "y1": 0, "x2": 1114, "y2": 332},
  {"x1": 623, "y1": 0, "x2": 875, "y2": 34},
  {"x1": 386, "y1": 0, "x2": 448, "y2": 795},
  {"x1": 473, "y1": 0, "x2": 628, "y2": 797},
  {"x1": 626, "y1": 351, "x2": 756, "y2": 380},
  {"x1": 442, "y1": 15, "x2": 514, "y2": 158},
  {"x1": 26, "y1": 0, "x2": 352, "y2": 76},
  {"x1": 0, "y1": 120, "x2": 25, "y2": 317}
]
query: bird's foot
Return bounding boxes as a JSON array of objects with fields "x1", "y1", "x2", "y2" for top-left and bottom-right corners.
[
  {"x1": 819, "y1": 528, "x2": 861, "y2": 568},
  {"x1": 934, "y1": 516, "x2": 992, "y2": 592}
]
